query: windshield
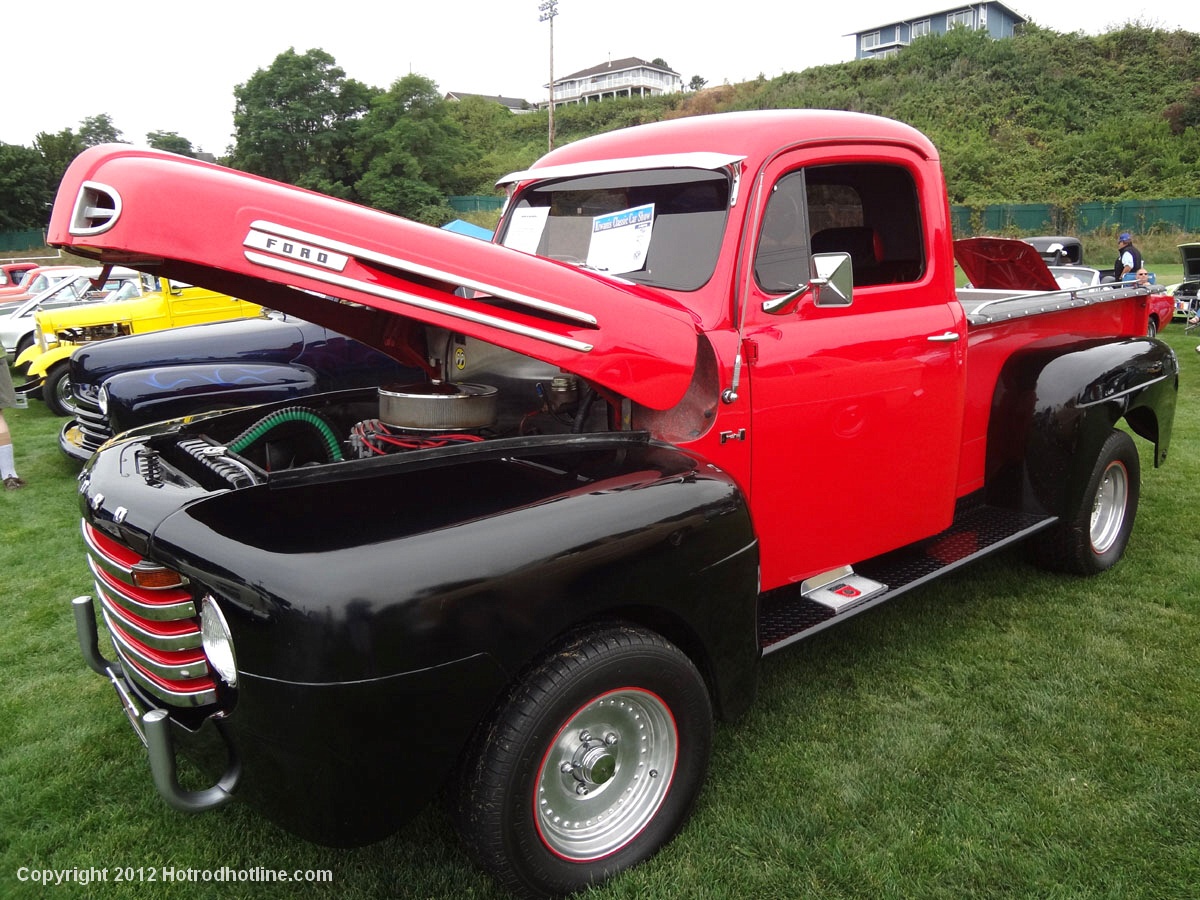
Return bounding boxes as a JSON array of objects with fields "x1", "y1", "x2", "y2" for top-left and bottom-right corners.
[
  {"x1": 12, "y1": 272, "x2": 145, "y2": 318},
  {"x1": 11, "y1": 275, "x2": 93, "y2": 317},
  {"x1": 498, "y1": 167, "x2": 730, "y2": 291}
]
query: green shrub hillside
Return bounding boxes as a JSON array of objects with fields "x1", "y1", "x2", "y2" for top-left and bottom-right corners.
[
  {"x1": 719, "y1": 25, "x2": 1200, "y2": 207},
  {"x1": 513, "y1": 24, "x2": 1200, "y2": 210}
]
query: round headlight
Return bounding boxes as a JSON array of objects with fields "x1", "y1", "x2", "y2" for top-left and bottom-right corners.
[
  {"x1": 200, "y1": 595, "x2": 237, "y2": 687},
  {"x1": 97, "y1": 385, "x2": 109, "y2": 416}
]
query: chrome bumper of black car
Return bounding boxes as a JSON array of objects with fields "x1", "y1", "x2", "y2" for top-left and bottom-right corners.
[{"x1": 72, "y1": 595, "x2": 240, "y2": 812}]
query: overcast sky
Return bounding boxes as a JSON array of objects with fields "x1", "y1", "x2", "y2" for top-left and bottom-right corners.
[{"x1": 4, "y1": 1, "x2": 1198, "y2": 155}]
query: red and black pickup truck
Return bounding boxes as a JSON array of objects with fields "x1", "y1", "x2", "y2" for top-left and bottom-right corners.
[{"x1": 52, "y1": 109, "x2": 1176, "y2": 897}]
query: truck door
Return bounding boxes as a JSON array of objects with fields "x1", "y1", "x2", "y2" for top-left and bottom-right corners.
[{"x1": 741, "y1": 150, "x2": 967, "y2": 591}]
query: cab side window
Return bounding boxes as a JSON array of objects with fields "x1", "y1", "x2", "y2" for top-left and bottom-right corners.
[{"x1": 754, "y1": 163, "x2": 925, "y2": 292}]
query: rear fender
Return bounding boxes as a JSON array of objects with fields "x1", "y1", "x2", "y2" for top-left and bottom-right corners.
[{"x1": 985, "y1": 337, "x2": 1177, "y2": 517}]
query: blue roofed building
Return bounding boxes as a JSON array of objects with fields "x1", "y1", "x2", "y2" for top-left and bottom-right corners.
[{"x1": 852, "y1": 3, "x2": 1028, "y2": 59}]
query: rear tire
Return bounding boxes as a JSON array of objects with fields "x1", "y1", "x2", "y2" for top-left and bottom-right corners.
[
  {"x1": 1031, "y1": 429, "x2": 1140, "y2": 575},
  {"x1": 453, "y1": 624, "x2": 712, "y2": 897}
]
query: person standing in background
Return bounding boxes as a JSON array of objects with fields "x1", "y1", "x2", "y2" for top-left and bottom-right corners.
[
  {"x1": 1113, "y1": 232, "x2": 1142, "y2": 281},
  {"x1": 0, "y1": 360, "x2": 25, "y2": 489}
]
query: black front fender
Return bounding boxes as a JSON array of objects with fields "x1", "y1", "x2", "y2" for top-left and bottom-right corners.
[
  {"x1": 986, "y1": 336, "x2": 1177, "y2": 517},
  {"x1": 104, "y1": 363, "x2": 320, "y2": 433},
  {"x1": 151, "y1": 436, "x2": 761, "y2": 720}
]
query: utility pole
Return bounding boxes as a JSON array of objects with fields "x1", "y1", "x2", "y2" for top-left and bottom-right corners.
[{"x1": 538, "y1": 0, "x2": 558, "y2": 151}]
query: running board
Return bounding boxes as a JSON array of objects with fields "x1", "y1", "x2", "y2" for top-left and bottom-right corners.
[{"x1": 758, "y1": 505, "x2": 1056, "y2": 655}]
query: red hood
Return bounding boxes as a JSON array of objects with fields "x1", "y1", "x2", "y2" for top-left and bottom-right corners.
[
  {"x1": 47, "y1": 146, "x2": 701, "y2": 411},
  {"x1": 954, "y1": 237, "x2": 1061, "y2": 291}
]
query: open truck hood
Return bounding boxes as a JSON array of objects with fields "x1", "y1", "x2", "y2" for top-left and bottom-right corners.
[
  {"x1": 47, "y1": 145, "x2": 702, "y2": 411},
  {"x1": 1177, "y1": 243, "x2": 1200, "y2": 281},
  {"x1": 954, "y1": 236, "x2": 1061, "y2": 291}
]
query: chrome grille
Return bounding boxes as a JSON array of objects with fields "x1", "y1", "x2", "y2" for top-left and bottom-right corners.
[
  {"x1": 73, "y1": 398, "x2": 114, "y2": 454},
  {"x1": 82, "y1": 520, "x2": 217, "y2": 706}
]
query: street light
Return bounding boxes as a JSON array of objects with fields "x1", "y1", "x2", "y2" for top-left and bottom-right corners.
[{"x1": 538, "y1": 0, "x2": 558, "y2": 151}]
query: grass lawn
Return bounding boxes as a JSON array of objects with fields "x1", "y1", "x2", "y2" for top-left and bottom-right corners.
[{"x1": 1, "y1": 325, "x2": 1197, "y2": 899}]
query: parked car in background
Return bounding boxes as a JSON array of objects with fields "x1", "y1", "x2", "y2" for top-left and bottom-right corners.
[
  {"x1": 0, "y1": 264, "x2": 90, "y2": 304},
  {"x1": 1024, "y1": 235, "x2": 1085, "y2": 267},
  {"x1": 60, "y1": 313, "x2": 422, "y2": 461},
  {"x1": 1048, "y1": 265, "x2": 1102, "y2": 289},
  {"x1": 2, "y1": 267, "x2": 152, "y2": 366},
  {"x1": 1145, "y1": 288, "x2": 1173, "y2": 338},
  {"x1": 1115, "y1": 271, "x2": 1174, "y2": 337},
  {"x1": 1170, "y1": 242, "x2": 1200, "y2": 322},
  {"x1": 957, "y1": 237, "x2": 1168, "y2": 336},
  {"x1": 0, "y1": 261, "x2": 38, "y2": 289},
  {"x1": 17, "y1": 278, "x2": 263, "y2": 415}
]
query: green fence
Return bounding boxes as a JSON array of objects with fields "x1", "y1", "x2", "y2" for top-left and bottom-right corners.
[
  {"x1": 951, "y1": 199, "x2": 1200, "y2": 237},
  {"x1": 448, "y1": 195, "x2": 503, "y2": 213},
  {"x1": 0, "y1": 229, "x2": 46, "y2": 252}
]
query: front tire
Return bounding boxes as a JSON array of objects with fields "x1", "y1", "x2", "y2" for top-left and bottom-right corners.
[
  {"x1": 1031, "y1": 429, "x2": 1140, "y2": 575},
  {"x1": 453, "y1": 624, "x2": 713, "y2": 898},
  {"x1": 43, "y1": 362, "x2": 77, "y2": 417}
]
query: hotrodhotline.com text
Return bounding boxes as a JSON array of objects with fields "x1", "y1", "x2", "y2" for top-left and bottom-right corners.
[{"x1": 17, "y1": 865, "x2": 334, "y2": 886}]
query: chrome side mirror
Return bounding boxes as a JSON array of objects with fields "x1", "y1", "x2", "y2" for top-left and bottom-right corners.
[{"x1": 762, "y1": 251, "x2": 853, "y2": 315}]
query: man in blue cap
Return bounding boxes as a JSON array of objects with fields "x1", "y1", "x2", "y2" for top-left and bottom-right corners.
[{"x1": 1113, "y1": 232, "x2": 1142, "y2": 282}]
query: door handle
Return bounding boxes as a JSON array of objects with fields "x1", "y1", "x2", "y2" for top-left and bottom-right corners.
[{"x1": 927, "y1": 331, "x2": 961, "y2": 343}]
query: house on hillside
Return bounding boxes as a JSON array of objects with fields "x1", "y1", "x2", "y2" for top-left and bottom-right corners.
[
  {"x1": 852, "y1": 3, "x2": 1027, "y2": 59},
  {"x1": 444, "y1": 92, "x2": 535, "y2": 114},
  {"x1": 545, "y1": 57, "x2": 682, "y2": 108}
]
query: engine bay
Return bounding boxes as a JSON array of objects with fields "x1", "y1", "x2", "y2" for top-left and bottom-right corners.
[{"x1": 148, "y1": 329, "x2": 616, "y2": 489}]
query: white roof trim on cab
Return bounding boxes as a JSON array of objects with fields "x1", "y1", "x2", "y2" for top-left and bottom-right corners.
[{"x1": 496, "y1": 152, "x2": 746, "y2": 186}]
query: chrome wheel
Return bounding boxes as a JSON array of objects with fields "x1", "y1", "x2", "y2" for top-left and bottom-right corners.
[
  {"x1": 452, "y1": 625, "x2": 712, "y2": 897},
  {"x1": 535, "y1": 688, "x2": 677, "y2": 861},
  {"x1": 1089, "y1": 459, "x2": 1128, "y2": 554},
  {"x1": 1031, "y1": 429, "x2": 1140, "y2": 575},
  {"x1": 44, "y1": 362, "x2": 79, "y2": 417}
]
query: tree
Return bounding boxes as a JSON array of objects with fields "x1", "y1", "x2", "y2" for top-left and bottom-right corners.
[
  {"x1": 688, "y1": 75, "x2": 708, "y2": 92},
  {"x1": 34, "y1": 129, "x2": 85, "y2": 181},
  {"x1": 351, "y1": 74, "x2": 477, "y2": 224},
  {"x1": 447, "y1": 95, "x2": 525, "y2": 194},
  {"x1": 78, "y1": 114, "x2": 125, "y2": 146},
  {"x1": 230, "y1": 47, "x2": 377, "y2": 192},
  {"x1": 146, "y1": 131, "x2": 195, "y2": 157},
  {"x1": 0, "y1": 143, "x2": 55, "y2": 229},
  {"x1": 1164, "y1": 83, "x2": 1200, "y2": 135}
]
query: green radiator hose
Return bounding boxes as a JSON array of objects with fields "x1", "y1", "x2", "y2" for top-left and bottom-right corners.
[{"x1": 227, "y1": 407, "x2": 344, "y2": 462}]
